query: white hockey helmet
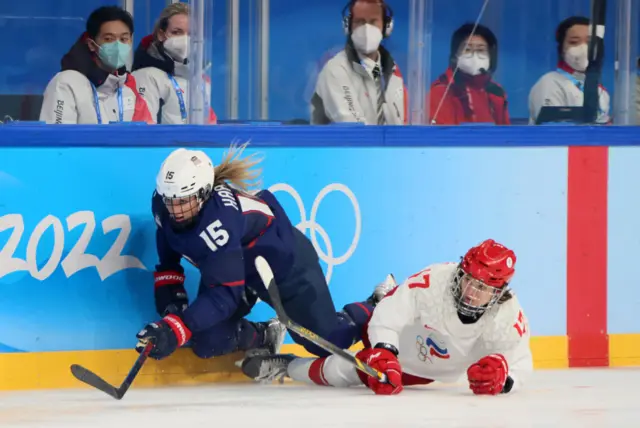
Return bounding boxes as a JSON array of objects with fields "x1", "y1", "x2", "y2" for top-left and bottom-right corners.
[{"x1": 156, "y1": 148, "x2": 215, "y2": 227}]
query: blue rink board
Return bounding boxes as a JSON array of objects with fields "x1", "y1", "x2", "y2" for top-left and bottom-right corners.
[
  {"x1": 0, "y1": 124, "x2": 640, "y2": 147},
  {"x1": 0, "y1": 140, "x2": 569, "y2": 352}
]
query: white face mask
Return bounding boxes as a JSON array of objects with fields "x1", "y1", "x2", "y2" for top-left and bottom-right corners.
[
  {"x1": 457, "y1": 53, "x2": 490, "y2": 76},
  {"x1": 351, "y1": 24, "x2": 383, "y2": 55},
  {"x1": 164, "y1": 35, "x2": 190, "y2": 62},
  {"x1": 564, "y1": 43, "x2": 589, "y2": 72}
]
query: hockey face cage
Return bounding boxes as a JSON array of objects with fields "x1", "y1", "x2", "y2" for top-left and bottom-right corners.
[
  {"x1": 452, "y1": 266, "x2": 508, "y2": 317},
  {"x1": 162, "y1": 185, "x2": 212, "y2": 230}
]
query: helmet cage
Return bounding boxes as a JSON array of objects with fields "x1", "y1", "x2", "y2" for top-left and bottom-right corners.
[
  {"x1": 161, "y1": 184, "x2": 212, "y2": 230},
  {"x1": 452, "y1": 263, "x2": 508, "y2": 317}
]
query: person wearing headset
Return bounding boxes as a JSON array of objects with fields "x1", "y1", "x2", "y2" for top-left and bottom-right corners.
[
  {"x1": 310, "y1": 0, "x2": 407, "y2": 125},
  {"x1": 131, "y1": 3, "x2": 217, "y2": 124}
]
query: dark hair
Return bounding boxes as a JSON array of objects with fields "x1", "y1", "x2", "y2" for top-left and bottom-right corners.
[
  {"x1": 498, "y1": 288, "x2": 513, "y2": 304},
  {"x1": 555, "y1": 16, "x2": 589, "y2": 59},
  {"x1": 449, "y1": 23, "x2": 498, "y2": 73},
  {"x1": 86, "y1": 6, "x2": 134, "y2": 39}
]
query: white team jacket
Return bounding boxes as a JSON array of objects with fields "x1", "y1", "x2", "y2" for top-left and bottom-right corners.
[
  {"x1": 132, "y1": 36, "x2": 216, "y2": 125},
  {"x1": 133, "y1": 63, "x2": 190, "y2": 125},
  {"x1": 311, "y1": 43, "x2": 406, "y2": 125},
  {"x1": 528, "y1": 69, "x2": 611, "y2": 124},
  {"x1": 40, "y1": 71, "x2": 141, "y2": 124},
  {"x1": 368, "y1": 262, "x2": 533, "y2": 391}
]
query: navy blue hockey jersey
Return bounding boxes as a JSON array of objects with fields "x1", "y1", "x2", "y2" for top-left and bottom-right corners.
[{"x1": 152, "y1": 184, "x2": 296, "y2": 332}]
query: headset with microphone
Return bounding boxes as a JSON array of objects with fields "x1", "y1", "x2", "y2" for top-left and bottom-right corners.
[{"x1": 341, "y1": 0, "x2": 394, "y2": 38}]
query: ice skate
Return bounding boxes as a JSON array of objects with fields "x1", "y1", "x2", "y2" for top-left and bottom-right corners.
[
  {"x1": 367, "y1": 273, "x2": 397, "y2": 306},
  {"x1": 241, "y1": 353, "x2": 296, "y2": 383},
  {"x1": 244, "y1": 317, "x2": 287, "y2": 359}
]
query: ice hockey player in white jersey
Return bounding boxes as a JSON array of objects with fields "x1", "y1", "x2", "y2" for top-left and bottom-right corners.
[{"x1": 241, "y1": 239, "x2": 533, "y2": 396}]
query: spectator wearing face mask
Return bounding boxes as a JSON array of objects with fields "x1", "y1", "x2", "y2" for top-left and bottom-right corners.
[
  {"x1": 529, "y1": 16, "x2": 611, "y2": 124},
  {"x1": 429, "y1": 24, "x2": 509, "y2": 125},
  {"x1": 311, "y1": 0, "x2": 407, "y2": 125},
  {"x1": 132, "y1": 3, "x2": 217, "y2": 124},
  {"x1": 39, "y1": 6, "x2": 152, "y2": 124}
]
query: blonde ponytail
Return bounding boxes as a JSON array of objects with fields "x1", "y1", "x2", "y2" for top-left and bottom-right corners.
[{"x1": 214, "y1": 142, "x2": 263, "y2": 193}]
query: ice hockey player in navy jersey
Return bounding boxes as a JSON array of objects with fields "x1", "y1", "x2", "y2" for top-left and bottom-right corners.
[
  {"x1": 135, "y1": 144, "x2": 386, "y2": 362},
  {"x1": 241, "y1": 239, "x2": 533, "y2": 396}
]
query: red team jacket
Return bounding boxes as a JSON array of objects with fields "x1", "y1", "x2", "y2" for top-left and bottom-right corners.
[{"x1": 428, "y1": 68, "x2": 510, "y2": 125}]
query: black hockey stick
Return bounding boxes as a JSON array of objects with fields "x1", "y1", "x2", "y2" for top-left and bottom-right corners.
[
  {"x1": 254, "y1": 256, "x2": 393, "y2": 386},
  {"x1": 70, "y1": 340, "x2": 154, "y2": 400}
]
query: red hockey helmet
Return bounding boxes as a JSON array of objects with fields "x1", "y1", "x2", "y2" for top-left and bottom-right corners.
[
  {"x1": 461, "y1": 239, "x2": 516, "y2": 287},
  {"x1": 453, "y1": 239, "x2": 516, "y2": 317}
]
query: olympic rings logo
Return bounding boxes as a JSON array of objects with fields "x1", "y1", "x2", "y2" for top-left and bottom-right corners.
[
  {"x1": 416, "y1": 334, "x2": 450, "y2": 364},
  {"x1": 268, "y1": 183, "x2": 361, "y2": 284},
  {"x1": 416, "y1": 335, "x2": 431, "y2": 363}
]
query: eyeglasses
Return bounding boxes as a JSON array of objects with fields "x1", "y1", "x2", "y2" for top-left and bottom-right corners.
[{"x1": 459, "y1": 46, "x2": 489, "y2": 58}]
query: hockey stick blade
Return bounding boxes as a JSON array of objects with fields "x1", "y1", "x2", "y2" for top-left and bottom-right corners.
[
  {"x1": 254, "y1": 256, "x2": 392, "y2": 385},
  {"x1": 70, "y1": 364, "x2": 121, "y2": 399},
  {"x1": 70, "y1": 341, "x2": 154, "y2": 400}
]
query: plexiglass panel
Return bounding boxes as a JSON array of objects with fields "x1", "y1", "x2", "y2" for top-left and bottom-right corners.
[
  {"x1": 424, "y1": 0, "x2": 614, "y2": 125},
  {"x1": 0, "y1": 0, "x2": 128, "y2": 122},
  {"x1": 0, "y1": 0, "x2": 624, "y2": 126}
]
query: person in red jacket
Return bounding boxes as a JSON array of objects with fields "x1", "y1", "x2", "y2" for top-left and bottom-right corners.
[{"x1": 429, "y1": 23, "x2": 510, "y2": 125}]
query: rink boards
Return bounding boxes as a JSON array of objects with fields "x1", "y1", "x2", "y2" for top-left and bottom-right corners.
[{"x1": 0, "y1": 125, "x2": 639, "y2": 390}]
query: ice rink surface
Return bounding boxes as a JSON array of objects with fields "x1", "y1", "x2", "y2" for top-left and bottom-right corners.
[{"x1": 0, "y1": 368, "x2": 637, "y2": 428}]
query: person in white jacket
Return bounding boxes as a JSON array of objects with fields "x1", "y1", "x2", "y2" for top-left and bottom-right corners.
[
  {"x1": 132, "y1": 3, "x2": 217, "y2": 125},
  {"x1": 242, "y1": 239, "x2": 532, "y2": 396},
  {"x1": 311, "y1": 0, "x2": 407, "y2": 125},
  {"x1": 39, "y1": 6, "x2": 152, "y2": 125},
  {"x1": 528, "y1": 16, "x2": 611, "y2": 124}
]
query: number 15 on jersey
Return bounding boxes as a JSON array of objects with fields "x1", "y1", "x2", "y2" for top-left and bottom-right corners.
[{"x1": 199, "y1": 220, "x2": 229, "y2": 252}]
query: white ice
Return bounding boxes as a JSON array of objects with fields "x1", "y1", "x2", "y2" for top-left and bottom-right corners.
[{"x1": 0, "y1": 368, "x2": 637, "y2": 428}]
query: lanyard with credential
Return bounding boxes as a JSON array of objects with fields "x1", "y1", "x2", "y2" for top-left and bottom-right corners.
[
  {"x1": 556, "y1": 68, "x2": 584, "y2": 92},
  {"x1": 556, "y1": 68, "x2": 603, "y2": 116},
  {"x1": 91, "y1": 83, "x2": 123, "y2": 124},
  {"x1": 167, "y1": 73, "x2": 187, "y2": 123}
]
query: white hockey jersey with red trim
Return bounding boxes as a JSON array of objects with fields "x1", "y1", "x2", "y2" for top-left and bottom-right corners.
[{"x1": 367, "y1": 262, "x2": 533, "y2": 390}]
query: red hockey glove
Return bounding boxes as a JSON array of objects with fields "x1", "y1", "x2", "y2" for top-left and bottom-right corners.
[
  {"x1": 356, "y1": 344, "x2": 403, "y2": 395},
  {"x1": 467, "y1": 354, "x2": 508, "y2": 395},
  {"x1": 135, "y1": 314, "x2": 192, "y2": 360}
]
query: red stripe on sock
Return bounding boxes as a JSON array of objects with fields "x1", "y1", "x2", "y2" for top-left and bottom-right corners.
[{"x1": 309, "y1": 358, "x2": 329, "y2": 386}]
